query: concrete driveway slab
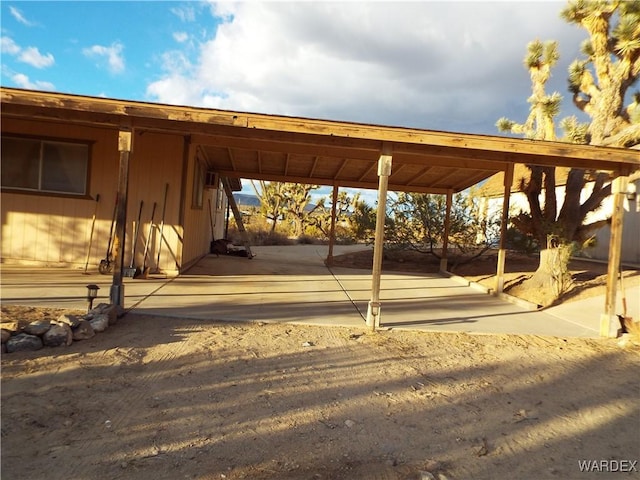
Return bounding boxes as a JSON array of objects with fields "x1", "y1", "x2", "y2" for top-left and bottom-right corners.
[{"x1": 0, "y1": 245, "x2": 612, "y2": 338}]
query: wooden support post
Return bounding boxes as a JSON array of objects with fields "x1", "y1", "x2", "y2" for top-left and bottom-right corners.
[
  {"x1": 326, "y1": 185, "x2": 339, "y2": 267},
  {"x1": 495, "y1": 163, "x2": 514, "y2": 294},
  {"x1": 366, "y1": 148, "x2": 393, "y2": 331},
  {"x1": 440, "y1": 190, "x2": 453, "y2": 272},
  {"x1": 600, "y1": 175, "x2": 628, "y2": 337},
  {"x1": 110, "y1": 130, "x2": 132, "y2": 307}
]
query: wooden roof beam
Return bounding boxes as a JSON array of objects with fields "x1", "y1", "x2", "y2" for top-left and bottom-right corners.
[
  {"x1": 212, "y1": 168, "x2": 453, "y2": 194},
  {"x1": 430, "y1": 169, "x2": 461, "y2": 188},
  {"x1": 3, "y1": 88, "x2": 636, "y2": 173},
  {"x1": 389, "y1": 164, "x2": 407, "y2": 179},
  {"x1": 333, "y1": 159, "x2": 349, "y2": 180},
  {"x1": 309, "y1": 156, "x2": 320, "y2": 178},
  {"x1": 226, "y1": 147, "x2": 237, "y2": 172},
  {"x1": 358, "y1": 162, "x2": 377, "y2": 182},
  {"x1": 407, "y1": 166, "x2": 434, "y2": 186},
  {"x1": 193, "y1": 133, "x2": 380, "y2": 163},
  {"x1": 450, "y1": 170, "x2": 498, "y2": 192}
]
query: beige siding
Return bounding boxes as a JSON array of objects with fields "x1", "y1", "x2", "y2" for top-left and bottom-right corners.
[
  {"x1": 1, "y1": 119, "x2": 231, "y2": 272},
  {"x1": 1, "y1": 119, "x2": 120, "y2": 267},
  {"x1": 587, "y1": 184, "x2": 640, "y2": 265},
  {"x1": 181, "y1": 146, "x2": 211, "y2": 268},
  {"x1": 125, "y1": 131, "x2": 185, "y2": 274}
]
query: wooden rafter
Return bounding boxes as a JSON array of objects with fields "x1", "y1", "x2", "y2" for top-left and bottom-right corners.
[
  {"x1": 226, "y1": 147, "x2": 237, "y2": 172},
  {"x1": 333, "y1": 159, "x2": 349, "y2": 180},
  {"x1": 430, "y1": 170, "x2": 461, "y2": 188},
  {"x1": 389, "y1": 163, "x2": 406, "y2": 178},
  {"x1": 309, "y1": 156, "x2": 320, "y2": 178},
  {"x1": 358, "y1": 162, "x2": 377, "y2": 182},
  {"x1": 407, "y1": 166, "x2": 434, "y2": 186}
]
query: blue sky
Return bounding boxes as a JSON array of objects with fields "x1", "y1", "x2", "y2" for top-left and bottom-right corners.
[{"x1": 1, "y1": 1, "x2": 590, "y2": 203}]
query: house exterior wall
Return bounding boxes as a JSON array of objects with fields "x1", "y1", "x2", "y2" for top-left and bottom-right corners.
[
  {"x1": 1, "y1": 118, "x2": 229, "y2": 273},
  {"x1": 180, "y1": 144, "x2": 228, "y2": 270},
  {"x1": 126, "y1": 131, "x2": 186, "y2": 274},
  {"x1": 1, "y1": 118, "x2": 121, "y2": 267},
  {"x1": 585, "y1": 180, "x2": 640, "y2": 266},
  {"x1": 484, "y1": 179, "x2": 640, "y2": 265}
]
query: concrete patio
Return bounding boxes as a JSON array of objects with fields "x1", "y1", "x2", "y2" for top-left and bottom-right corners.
[{"x1": 2, "y1": 245, "x2": 631, "y2": 338}]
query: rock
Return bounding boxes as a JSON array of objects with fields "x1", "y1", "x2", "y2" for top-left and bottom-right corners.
[
  {"x1": 6, "y1": 333, "x2": 43, "y2": 353},
  {"x1": 56, "y1": 313, "x2": 82, "y2": 328},
  {"x1": 105, "y1": 304, "x2": 124, "y2": 325},
  {"x1": 24, "y1": 319, "x2": 51, "y2": 336},
  {"x1": 418, "y1": 472, "x2": 436, "y2": 480},
  {"x1": 423, "y1": 460, "x2": 442, "y2": 472},
  {"x1": 1, "y1": 328, "x2": 12, "y2": 343},
  {"x1": 2, "y1": 321, "x2": 22, "y2": 334},
  {"x1": 91, "y1": 303, "x2": 123, "y2": 325},
  {"x1": 72, "y1": 320, "x2": 95, "y2": 341},
  {"x1": 43, "y1": 323, "x2": 73, "y2": 347},
  {"x1": 89, "y1": 314, "x2": 109, "y2": 333},
  {"x1": 344, "y1": 419, "x2": 356, "y2": 428},
  {"x1": 472, "y1": 438, "x2": 490, "y2": 457},
  {"x1": 1, "y1": 343, "x2": 6, "y2": 354}
]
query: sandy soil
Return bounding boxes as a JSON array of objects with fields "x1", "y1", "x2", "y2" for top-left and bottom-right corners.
[{"x1": 2, "y1": 252, "x2": 639, "y2": 479}]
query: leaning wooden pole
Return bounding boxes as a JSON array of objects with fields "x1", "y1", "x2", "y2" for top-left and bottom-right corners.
[
  {"x1": 495, "y1": 163, "x2": 514, "y2": 294},
  {"x1": 366, "y1": 149, "x2": 393, "y2": 331},
  {"x1": 600, "y1": 174, "x2": 628, "y2": 337},
  {"x1": 326, "y1": 185, "x2": 339, "y2": 266},
  {"x1": 110, "y1": 130, "x2": 131, "y2": 307},
  {"x1": 222, "y1": 177, "x2": 254, "y2": 259}
]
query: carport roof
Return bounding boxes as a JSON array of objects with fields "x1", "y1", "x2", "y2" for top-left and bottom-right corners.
[{"x1": 1, "y1": 87, "x2": 638, "y2": 194}]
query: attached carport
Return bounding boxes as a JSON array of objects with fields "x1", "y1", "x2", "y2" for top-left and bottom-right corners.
[{"x1": 2, "y1": 88, "x2": 638, "y2": 336}]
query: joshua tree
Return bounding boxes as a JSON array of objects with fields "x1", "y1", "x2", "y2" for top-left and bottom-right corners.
[{"x1": 496, "y1": 0, "x2": 639, "y2": 304}]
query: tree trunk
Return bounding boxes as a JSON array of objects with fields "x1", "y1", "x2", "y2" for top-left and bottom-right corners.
[
  {"x1": 523, "y1": 243, "x2": 573, "y2": 306},
  {"x1": 508, "y1": 239, "x2": 573, "y2": 307}
]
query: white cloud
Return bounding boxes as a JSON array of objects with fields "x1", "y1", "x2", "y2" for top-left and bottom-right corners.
[
  {"x1": 18, "y1": 46, "x2": 54, "y2": 68},
  {"x1": 83, "y1": 42, "x2": 125, "y2": 74},
  {"x1": 1, "y1": 36, "x2": 21, "y2": 55},
  {"x1": 173, "y1": 31, "x2": 189, "y2": 43},
  {"x1": 147, "y1": 2, "x2": 588, "y2": 135},
  {"x1": 9, "y1": 6, "x2": 34, "y2": 26},
  {"x1": 11, "y1": 73, "x2": 54, "y2": 90},
  {"x1": 1, "y1": 36, "x2": 54, "y2": 68},
  {"x1": 171, "y1": 5, "x2": 195, "y2": 22}
]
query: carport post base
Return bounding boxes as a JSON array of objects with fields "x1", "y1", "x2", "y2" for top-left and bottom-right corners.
[
  {"x1": 110, "y1": 285, "x2": 125, "y2": 308},
  {"x1": 366, "y1": 301, "x2": 381, "y2": 331},
  {"x1": 439, "y1": 258, "x2": 448, "y2": 272},
  {"x1": 599, "y1": 313, "x2": 619, "y2": 338}
]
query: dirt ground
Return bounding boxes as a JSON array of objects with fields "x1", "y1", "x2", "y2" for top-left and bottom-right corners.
[{"x1": 1, "y1": 252, "x2": 639, "y2": 480}]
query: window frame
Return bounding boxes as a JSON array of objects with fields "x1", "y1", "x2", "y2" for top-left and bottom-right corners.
[{"x1": 1, "y1": 134, "x2": 92, "y2": 198}]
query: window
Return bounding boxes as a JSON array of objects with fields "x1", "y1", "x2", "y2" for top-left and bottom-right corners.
[{"x1": 1, "y1": 136, "x2": 89, "y2": 195}]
